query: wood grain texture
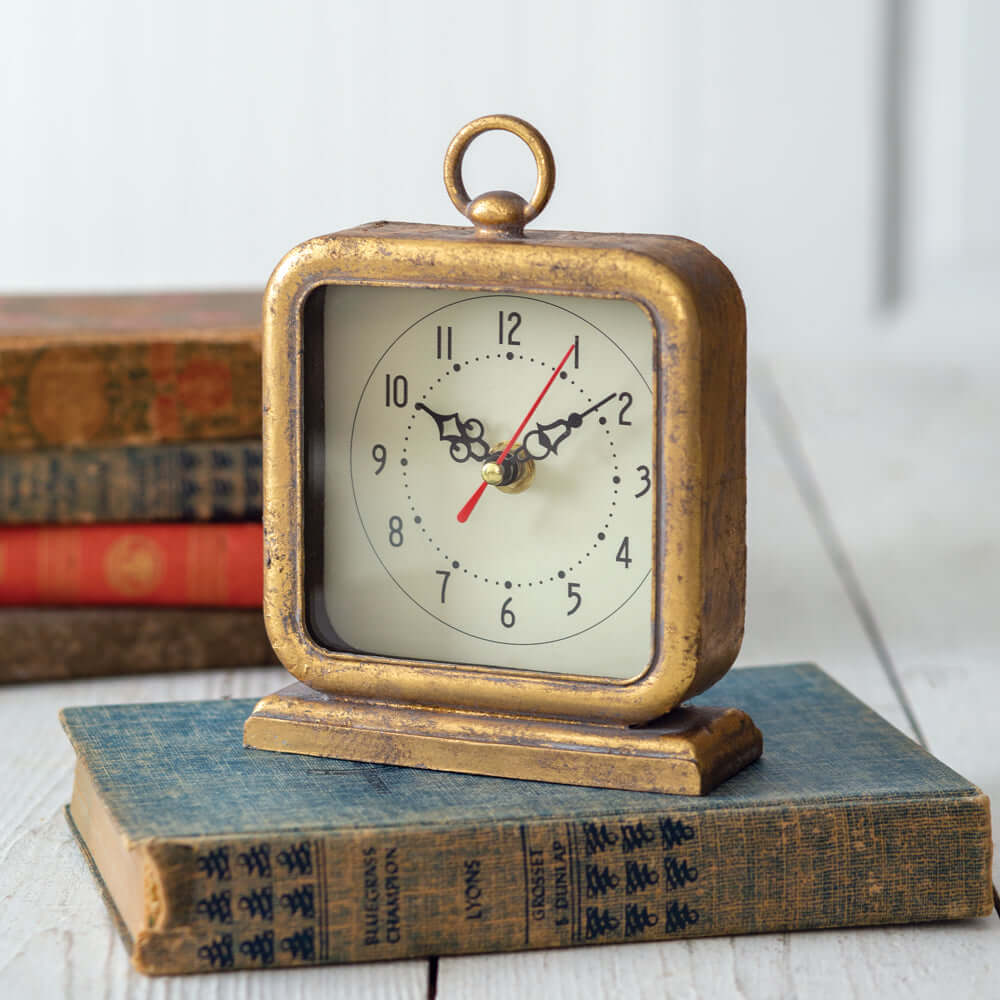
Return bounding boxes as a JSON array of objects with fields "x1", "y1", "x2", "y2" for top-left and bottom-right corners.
[
  {"x1": 439, "y1": 918, "x2": 1000, "y2": 1000},
  {"x1": 766, "y1": 353, "x2": 1000, "y2": 865},
  {"x1": 737, "y1": 384, "x2": 917, "y2": 734},
  {"x1": 0, "y1": 667, "x2": 428, "y2": 998}
]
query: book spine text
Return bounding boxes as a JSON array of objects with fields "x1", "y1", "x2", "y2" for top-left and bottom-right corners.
[{"x1": 132, "y1": 796, "x2": 993, "y2": 974}]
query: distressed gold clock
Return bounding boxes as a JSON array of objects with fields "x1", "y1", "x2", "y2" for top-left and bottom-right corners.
[{"x1": 245, "y1": 115, "x2": 762, "y2": 794}]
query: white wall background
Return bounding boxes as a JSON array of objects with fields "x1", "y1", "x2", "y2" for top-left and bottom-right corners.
[{"x1": 2, "y1": 1, "x2": 997, "y2": 357}]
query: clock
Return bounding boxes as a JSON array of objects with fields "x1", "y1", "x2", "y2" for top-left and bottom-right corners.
[
  {"x1": 245, "y1": 116, "x2": 762, "y2": 794},
  {"x1": 315, "y1": 286, "x2": 655, "y2": 677}
]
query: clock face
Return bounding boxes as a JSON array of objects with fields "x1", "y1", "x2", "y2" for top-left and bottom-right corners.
[{"x1": 307, "y1": 286, "x2": 655, "y2": 679}]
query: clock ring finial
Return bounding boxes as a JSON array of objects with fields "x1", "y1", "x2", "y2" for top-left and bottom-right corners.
[{"x1": 444, "y1": 115, "x2": 555, "y2": 239}]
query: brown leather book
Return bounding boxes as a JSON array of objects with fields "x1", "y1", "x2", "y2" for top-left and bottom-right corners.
[
  {"x1": 0, "y1": 607, "x2": 277, "y2": 683},
  {"x1": 0, "y1": 291, "x2": 261, "y2": 451}
]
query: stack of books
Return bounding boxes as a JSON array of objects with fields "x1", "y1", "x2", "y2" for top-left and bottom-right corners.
[{"x1": 0, "y1": 291, "x2": 278, "y2": 682}]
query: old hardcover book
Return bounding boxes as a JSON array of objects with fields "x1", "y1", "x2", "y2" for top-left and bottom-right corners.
[
  {"x1": 0, "y1": 439, "x2": 262, "y2": 524},
  {"x1": 0, "y1": 607, "x2": 277, "y2": 683},
  {"x1": 0, "y1": 291, "x2": 261, "y2": 451},
  {"x1": 0, "y1": 522, "x2": 262, "y2": 606},
  {"x1": 61, "y1": 664, "x2": 993, "y2": 975}
]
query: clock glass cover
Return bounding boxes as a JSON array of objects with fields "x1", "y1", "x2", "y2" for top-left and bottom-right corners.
[{"x1": 304, "y1": 285, "x2": 655, "y2": 679}]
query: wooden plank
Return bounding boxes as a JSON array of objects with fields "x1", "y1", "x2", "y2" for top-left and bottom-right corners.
[
  {"x1": 439, "y1": 918, "x2": 1000, "y2": 1000},
  {"x1": 737, "y1": 376, "x2": 913, "y2": 731},
  {"x1": 0, "y1": 665, "x2": 428, "y2": 998},
  {"x1": 767, "y1": 352, "x2": 1000, "y2": 854}
]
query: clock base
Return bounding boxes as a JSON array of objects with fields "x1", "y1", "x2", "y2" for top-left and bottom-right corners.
[{"x1": 243, "y1": 682, "x2": 763, "y2": 795}]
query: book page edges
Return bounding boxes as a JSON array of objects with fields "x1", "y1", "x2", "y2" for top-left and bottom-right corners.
[
  {"x1": 68, "y1": 762, "x2": 158, "y2": 941},
  {"x1": 68, "y1": 760, "x2": 209, "y2": 974}
]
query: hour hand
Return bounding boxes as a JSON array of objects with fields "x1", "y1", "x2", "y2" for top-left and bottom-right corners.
[
  {"x1": 522, "y1": 392, "x2": 616, "y2": 460},
  {"x1": 415, "y1": 403, "x2": 490, "y2": 463}
]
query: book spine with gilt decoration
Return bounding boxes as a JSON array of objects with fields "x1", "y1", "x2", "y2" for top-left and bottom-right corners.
[
  {"x1": 66, "y1": 783, "x2": 993, "y2": 975},
  {"x1": 0, "y1": 291, "x2": 262, "y2": 451},
  {"x1": 0, "y1": 522, "x2": 262, "y2": 606},
  {"x1": 60, "y1": 669, "x2": 994, "y2": 976}
]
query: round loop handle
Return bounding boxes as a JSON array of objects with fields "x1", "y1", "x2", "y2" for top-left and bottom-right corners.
[{"x1": 444, "y1": 115, "x2": 555, "y2": 237}]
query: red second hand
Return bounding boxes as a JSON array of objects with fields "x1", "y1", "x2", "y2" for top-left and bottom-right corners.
[{"x1": 457, "y1": 341, "x2": 577, "y2": 523}]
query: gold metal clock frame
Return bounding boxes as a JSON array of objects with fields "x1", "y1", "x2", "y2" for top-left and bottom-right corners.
[{"x1": 245, "y1": 115, "x2": 761, "y2": 794}]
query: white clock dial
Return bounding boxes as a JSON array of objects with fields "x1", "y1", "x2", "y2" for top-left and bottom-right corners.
[{"x1": 318, "y1": 287, "x2": 654, "y2": 679}]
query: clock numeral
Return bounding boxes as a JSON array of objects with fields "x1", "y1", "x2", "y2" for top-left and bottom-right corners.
[
  {"x1": 384, "y1": 374, "x2": 408, "y2": 408},
  {"x1": 573, "y1": 334, "x2": 580, "y2": 369},
  {"x1": 500, "y1": 597, "x2": 516, "y2": 628},
  {"x1": 372, "y1": 444, "x2": 387, "y2": 475},
  {"x1": 498, "y1": 310, "x2": 521, "y2": 346},
  {"x1": 616, "y1": 536, "x2": 632, "y2": 569},
  {"x1": 617, "y1": 391, "x2": 633, "y2": 426},
  {"x1": 436, "y1": 325, "x2": 453, "y2": 360},
  {"x1": 566, "y1": 581, "x2": 582, "y2": 616},
  {"x1": 634, "y1": 464, "x2": 650, "y2": 498},
  {"x1": 435, "y1": 569, "x2": 450, "y2": 603},
  {"x1": 388, "y1": 515, "x2": 404, "y2": 547}
]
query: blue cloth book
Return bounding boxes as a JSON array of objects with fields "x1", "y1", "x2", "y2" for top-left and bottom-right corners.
[
  {"x1": 0, "y1": 439, "x2": 262, "y2": 524},
  {"x1": 61, "y1": 663, "x2": 993, "y2": 975}
]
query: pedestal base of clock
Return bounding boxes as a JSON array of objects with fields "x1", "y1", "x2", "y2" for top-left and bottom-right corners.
[{"x1": 244, "y1": 682, "x2": 763, "y2": 795}]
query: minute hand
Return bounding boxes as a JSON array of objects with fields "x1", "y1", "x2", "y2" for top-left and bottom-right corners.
[
  {"x1": 522, "y1": 392, "x2": 617, "y2": 460},
  {"x1": 457, "y1": 341, "x2": 577, "y2": 523}
]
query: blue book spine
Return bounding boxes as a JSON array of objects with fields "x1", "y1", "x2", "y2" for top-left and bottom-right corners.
[
  {"x1": 59, "y1": 666, "x2": 994, "y2": 975},
  {"x1": 0, "y1": 440, "x2": 262, "y2": 523}
]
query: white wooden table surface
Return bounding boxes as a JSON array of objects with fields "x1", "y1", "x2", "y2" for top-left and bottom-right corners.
[{"x1": 2, "y1": 341, "x2": 996, "y2": 998}]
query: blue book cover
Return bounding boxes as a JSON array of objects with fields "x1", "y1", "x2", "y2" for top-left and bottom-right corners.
[{"x1": 61, "y1": 664, "x2": 994, "y2": 974}]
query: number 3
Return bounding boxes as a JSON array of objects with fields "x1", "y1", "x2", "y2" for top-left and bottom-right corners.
[{"x1": 635, "y1": 465, "x2": 650, "y2": 498}]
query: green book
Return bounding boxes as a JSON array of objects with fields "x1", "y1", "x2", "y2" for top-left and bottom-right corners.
[{"x1": 61, "y1": 664, "x2": 993, "y2": 976}]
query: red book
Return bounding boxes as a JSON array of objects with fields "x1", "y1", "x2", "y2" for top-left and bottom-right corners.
[{"x1": 0, "y1": 523, "x2": 262, "y2": 607}]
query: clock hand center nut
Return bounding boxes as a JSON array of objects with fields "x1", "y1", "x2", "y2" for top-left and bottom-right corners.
[{"x1": 481, "y1": 442, "x2": 535, "y2": 494}]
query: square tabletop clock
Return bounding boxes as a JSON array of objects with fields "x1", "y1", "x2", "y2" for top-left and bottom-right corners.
[{"x1": 244, "y1": 115, "x2": 760, "y2": 794}]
